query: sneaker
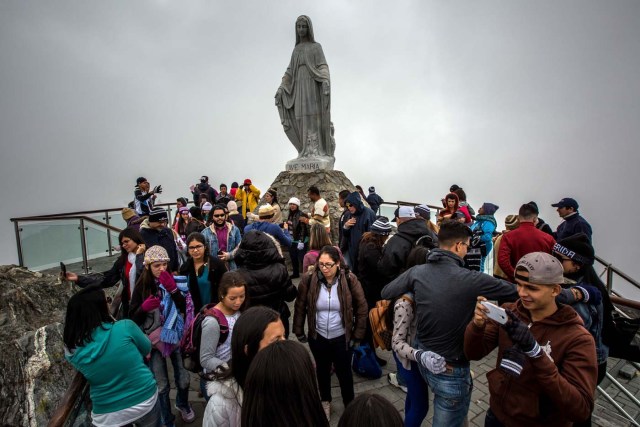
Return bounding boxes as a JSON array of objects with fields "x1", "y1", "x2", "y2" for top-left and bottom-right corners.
[
  {"x1": 175, "y1": 404, "x2": 196, "y2": 423},
  {"x1": 321, "y1": 401, "x2": 331, "y2": 421},
  {"x1": 388, "y1": 372, "x2": 407, "y2": 393}
]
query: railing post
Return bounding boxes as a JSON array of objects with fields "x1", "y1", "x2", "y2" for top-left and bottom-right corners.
[
  {"x1": 105, "y1": 211, "x2": 113, "y2": 257},
  {"x1": 13, "y1": 221, "x2": 24, "y2": 267},
  {"x1": 79, "y1": 219, "x2": 89, "y2": 274},
  {"x1": 606, "y1": 266, "x2": 614, "y2": 294}
]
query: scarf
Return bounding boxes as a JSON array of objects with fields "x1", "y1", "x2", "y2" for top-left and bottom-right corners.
[
  {"x1": 158, "y1": 281, "x2": 192, "y2": 356},
  {"x1": 127, "y1": 252, "x2": 137, "y2": 299}
]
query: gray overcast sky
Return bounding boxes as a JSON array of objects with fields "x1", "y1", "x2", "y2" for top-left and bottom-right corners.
[{"x1": 1, "y1": 1, "x2": 639, "y2": 296}]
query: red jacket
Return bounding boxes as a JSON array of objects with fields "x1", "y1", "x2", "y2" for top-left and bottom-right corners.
[
  {"x1": 497, "y1": 222, "x2": 555, "y2": 282},
  {"x1": 464, "y1": 301, "x2": 596, "y2": 427}
]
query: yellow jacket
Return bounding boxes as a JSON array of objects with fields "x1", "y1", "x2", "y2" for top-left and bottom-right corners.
[{"x1": 235, "y1": 184, "x2": 261, "y2": 219}]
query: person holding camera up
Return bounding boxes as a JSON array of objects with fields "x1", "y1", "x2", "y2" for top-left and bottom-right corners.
[{"x1": 134, "y1": 176, "x2": 162, "y2": 217}]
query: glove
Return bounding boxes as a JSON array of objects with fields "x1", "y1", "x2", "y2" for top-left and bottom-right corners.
[
  {"x1": 296, "y1": 334, "x2": 308, "y2": 343},
  {"x1": 349, "y1": 339, "x2": 361, "y2": 349},
  {"x1": 156, "y1": 185, "x2": 163, "y2": 194},
  {"x1": 502, "y1": 309, "x2": 541, "y2": 358},
  {"x1": 575, "y1": 285, "x2": 602, "y2": 305},
  {"x1": 297, "y1": 242, "x2": 305, "y2": 251},
  {"x1": 499, "y1": 345, "x2": 526, "y2": 377},
  {"x1": 158, "y1": 271, "x2": 177, "y2": 294},
  {"x1": 141, "y1": 296, "x2": 161, "y2": 312},
  {"x1": 413, "y1": 350, "x2": 447, "y2": 374}
]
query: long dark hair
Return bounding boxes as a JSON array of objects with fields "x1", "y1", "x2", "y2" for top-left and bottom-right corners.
[
  {"x1": 118, "y1": 228, "x2": 144, "y2": 266},
  {"x1": 215, "y1": 306, "x2": 280, "y2": 389},
  {"x1": 218, "y1": 271, "x2": 249, "y2": 312},
  {"x1": 241, "y1": 340, "x2": 328, "y2": 427},
  {"x1": 360, "y1": 231, "x2": 387, "y2": 249},
  {"x1": 63, "y1": 285, "x2": 114, "y2": 350},
  {"x1": 136, "y1": 265, "x2": 159, "y2": 299},
  {"x1": 337, "y1": 393, "x2": 403, "y2": 427}
]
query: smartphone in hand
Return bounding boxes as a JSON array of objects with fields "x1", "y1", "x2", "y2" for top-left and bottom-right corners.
[
  {"x1": 60, "y1": 262, "x2": 67, "y2": 280},
  {"x1": 481, "y1": 301, "x2": 507, "y2": 325}
]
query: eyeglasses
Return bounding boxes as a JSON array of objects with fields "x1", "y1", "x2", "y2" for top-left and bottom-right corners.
[
  {"x1": 345, "y1": 203, "x2": 353, "y2": 208},
  {"x1": 188, "y1": 244, "x2": 204, "y2": 251},
  {"x1": 213, "y1": 214, "x2": 226, "y2": 218},
  {"x1": 319, "y1": 262, "x2": 336, "y2": 269}
]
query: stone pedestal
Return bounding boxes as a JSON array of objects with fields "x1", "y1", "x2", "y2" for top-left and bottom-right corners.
[
  {"x1": 285, "y1": 156, "x2": 335, "y2": 173},
  {"x1": 260, "y1": 170, "x2": 363, "y2": 245}
]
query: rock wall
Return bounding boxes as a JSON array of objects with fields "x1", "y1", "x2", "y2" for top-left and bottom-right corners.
[
  {"x1": 262, "y1": 170, "x2": 367, "y2": 244},
  {"x1": 0, "y1": 266, "x2": 76, "y2": 427}
]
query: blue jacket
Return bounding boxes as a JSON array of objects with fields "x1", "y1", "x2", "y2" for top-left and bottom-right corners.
[
  {"x1": 366, "y1": 193, "x2": 383, "y2": 214},
  {"x1": 244, "y1": 221, "x2": 293, "y2": 250},
  {"x1": 343, "y1": 192, "x2": 377, "y2": 275},
  {"x1": 202, "y1": 222, "x2": 242, "y2": 270},
  {"x1": 555, "y1": 213, "x2": 593, "y2": 242}
]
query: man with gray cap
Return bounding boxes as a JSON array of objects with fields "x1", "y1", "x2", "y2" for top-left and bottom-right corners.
[
  {"x1": 552, "y1": 197, "x2": 593, "y2": 242},
  {"x1": 465, "y1": 252, "x2": 597, "y2": 427}
]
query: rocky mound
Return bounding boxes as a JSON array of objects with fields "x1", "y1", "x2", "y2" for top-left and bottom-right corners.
[{"x1": 0, "y1": 265, "x2": 76, "y2": 426}]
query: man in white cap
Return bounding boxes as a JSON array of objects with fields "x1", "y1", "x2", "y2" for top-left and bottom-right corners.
[
  {"x1": 465, "y1": 252, "x2": 597, "y2": 427},
  {"x1": 284, "y1": 197, "x2": 309, "y2": 278}
]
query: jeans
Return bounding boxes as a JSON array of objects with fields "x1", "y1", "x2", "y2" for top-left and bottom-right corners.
[
  {"x1": 149, "y1": 348, "x2": 191, "y2": 427},
  {"x1": 393, "y1": 353, "x2": 429, "y2": 427},
  {"x1": 200, "y1": 378, "x2": 210, "y2": 402},
  {"x1": 308, "y1": 334, "x2": 354, "y2": 406},
  {"x1": 289, "y1": 242, "x2": 306, "y2": 276},
  {"x1": 415, "y1": 344, "x2": 472, "y2": 427}
]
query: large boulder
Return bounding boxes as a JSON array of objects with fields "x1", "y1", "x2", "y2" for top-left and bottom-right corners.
[{"x1": 0, "y1": 265, "x2": 76, "y2": 427}]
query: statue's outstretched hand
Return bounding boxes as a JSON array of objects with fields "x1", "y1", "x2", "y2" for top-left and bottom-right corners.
[{"x1": 275, "y1": 87, "x2": 283, "y2": 105}]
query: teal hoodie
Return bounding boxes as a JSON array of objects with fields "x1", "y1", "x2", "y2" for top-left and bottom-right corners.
[{"x1": 65, "y1": 319, "x2": 157, "y2": 415}]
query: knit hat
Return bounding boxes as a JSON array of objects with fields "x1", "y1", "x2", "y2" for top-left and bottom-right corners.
[
  {"x1": 121, "y1": 207, "x2": 136, "y2": 221},
  {"x1": 258, "y1": 204, "x2": 275, "y2": 218},
  {"x1": 481, "y1": 202, "x2": 499, "y2": 216},
  {"x1": 243, "y1": 178, "x2": 252, "y2": 185},
  {"x1": 266, "y1": 188, "x2": 277, "y2": 198},
  {"x1": 200, "y1": 176, "x2": 208, "y2": 183},
  {"x1": 202, "y1": 202, "x2": 213, "y2": 211},
  {"x1": 371, "y1": 217, "x2": 392, "y2": 235},
  {"x1": 553, "y1": 233, "x2": 594, "y2": 266},
  {"x1": 505, "y1": 215, "x2": 520, "y2": 230},
  {"x1": 144, "y1": 245, "x2": 170, "y2": 265},
  {"x1": 148, "y1": 208, "x2": 168, "y2": 223},
  {"x1": 227, "y1": 200, "x2": 238, "y2": 212},
  {"x1": 178, "y1": 207, "x2": 190, "y2": 214},
  {"x1": 452, "y1": 210, "x2": 466, "y2": 220},
  {"x1": 414, "y1": 204, "x2": 431, "y2": 220},
  {"x1": 515, "y1": 252, "x2": 564, "y2": 285},
  {"x1": 136, "y1": 177, "x2": 148, "y2": 184},
  {"x1": 288, "y1": 197, "x2": 301, "y2": 206},
  {"x1": 368, "y1": 186, "x2": 375, "y2": 193},
  {"x1": 395, "y1": 206, "x2": 416, "y2": 219},
  {"x1": 551, "y1": 197, "x2": 579, "y2": 210},
  {"x1": 231, "y1": 182, "x2": 239, "y2": 188}
]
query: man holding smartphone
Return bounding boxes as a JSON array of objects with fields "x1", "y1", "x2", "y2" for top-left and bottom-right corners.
[{"x1": 464, "y1": 252, "x2": 597, "y2": 427}]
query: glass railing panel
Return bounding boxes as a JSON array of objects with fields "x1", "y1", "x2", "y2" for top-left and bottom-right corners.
[
  {"x1": 19, "y1": 220, "x2": 83, "y2": 270},
  {"x1": 85, "y1": 214, "x2": 111, "y2": 261},
  {"x1": 379, "y1": 204, "x2": 398, "y2": 221}
]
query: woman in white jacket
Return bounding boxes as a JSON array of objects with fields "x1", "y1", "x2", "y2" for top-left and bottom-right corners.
[{"x1": 203, "y1": 306, "x2": 285, "y2": 427}]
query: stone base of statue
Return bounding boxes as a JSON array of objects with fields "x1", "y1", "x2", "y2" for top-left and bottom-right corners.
[
  {"x1": 260, "y1": 169, "x2": 364, "y2": 245},
  {"x1": 285, "y1": 156, "x2": 335, "y2": 173}
]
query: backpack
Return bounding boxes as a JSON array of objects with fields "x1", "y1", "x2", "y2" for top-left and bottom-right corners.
[
  {"x1": 180, "y1": 303, "x2": 229, "y2": 373},
  {"x1": 369, "y1": 294, "x2": 414, "y2": 350}
]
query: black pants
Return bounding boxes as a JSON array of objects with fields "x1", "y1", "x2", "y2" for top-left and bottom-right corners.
[{"x1": 308, "y1": 334, "x2": 354, "y2": 406}]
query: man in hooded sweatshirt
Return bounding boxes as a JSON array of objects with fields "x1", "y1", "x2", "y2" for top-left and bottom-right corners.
[
  {"x1": 378, "y1": 206, "x2": 432, "y2": 285},
  {"x1": 342, "y1": 191, "x2": 377, "y2": 275}
]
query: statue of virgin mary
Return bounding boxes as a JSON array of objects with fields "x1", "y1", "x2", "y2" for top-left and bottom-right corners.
[{"x1": 275, "y1": 16, "x2": 335, "y2": 161}]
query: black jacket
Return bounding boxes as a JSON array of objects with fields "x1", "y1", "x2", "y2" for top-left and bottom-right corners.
[
  {"x1": 286, "y1": 209, "x2": 309, "y2": 242},
  {"x1": 76, "y1": 253, "x2": 144, "y2": 318},
  {"x1": 235, "y1": 231, "x2": 296, "y2": 311},
  {"x1": 179, "y1": 255, "x2": 227, "y2": 312},
  {"x1": 378, "y1": 218, "x2": 431, "y2": 285},
  {"x1": 357, "y1": 241, "x2": 385, "y2": 307},
  {"x1": 139, "y1": 223, "x2": 180, "y2": 272},
  {"x1": 343, "y1": 192, "x2": 377, "y2": 275}
]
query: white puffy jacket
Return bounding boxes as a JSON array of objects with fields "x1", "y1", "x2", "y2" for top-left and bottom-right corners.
[{"x1": 203, "y1": 377, "x2": 243, "y2": 427}]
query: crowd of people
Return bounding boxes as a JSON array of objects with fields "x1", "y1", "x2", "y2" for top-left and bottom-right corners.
[{"x1": 61, "y1": 176, "x2": 637, "y2": 427}]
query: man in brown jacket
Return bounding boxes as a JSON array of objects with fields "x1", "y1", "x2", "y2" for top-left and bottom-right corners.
[{"x1": 464, "y1": 252, "x2": 597, "y2": 427}]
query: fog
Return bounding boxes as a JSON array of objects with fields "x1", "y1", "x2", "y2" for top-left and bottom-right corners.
[{"x1": 1, "y1": 1, "x2": 639, "y2": 298}]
